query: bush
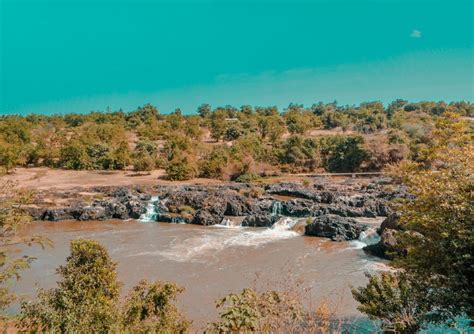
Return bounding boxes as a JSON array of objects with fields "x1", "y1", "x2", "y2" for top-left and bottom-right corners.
[
  {"x1": 121, "y1": 280, "x2": 190, "y2": 333},
  {"x1": 352, "y1": 272, "x2": 429, "y2": 334},
  {"x1": 320, "y1": 135, "x2": 367, "y2": 172},
  {"x1": 198, "y1": 146, "x2": 229, "y2": 179},
  {"x1": 235, "y1": 172, "x2": 261, "y2": 183},
  {"x1": 133, "y1": 152, "x2": 155, "y2": 172},
  {"x1": 21, "y1": 239, "x2": 121, "y2": 332},
  {"x1": 166, "y1": 154, "x2": 197, "y2": 181},
  {"x1": 21, "y1": 239, "x2": 190, "y2": 333}
]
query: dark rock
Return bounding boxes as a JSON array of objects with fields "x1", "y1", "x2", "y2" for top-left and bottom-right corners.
[
  {"x1": 265, "y1": 183, "x2": 322, "y2": 201},
  {"x1": 42, "y1": 208, "x2": 75, "y2": 221},
  {"x1": 101, "y1": 200, "x2": 129, "y2": 219},
  {"x1": 305, "y1": 214, "x2": 367, "y2": 241},
  {"x1": 379, "y1": 213, "x2": 402, "y2": 233},
  {"x1": 126, "y1": 199, "x2": 146, "y2": 219},
  {"x1": 77, "y1": 205, "x2": 107, "y2": 221},
  {"x1": 242, "y1": 214, "x2": 280, "y2": 227},
  {"x1": 192, "y1": 210, "x2": 222, "y2": 226},
  {"x1": 364, "y1": 228, "x2": 403, "y2": 260},
  {"x1": 281, "y1": 199, "x2": 314, "y2": 217}
]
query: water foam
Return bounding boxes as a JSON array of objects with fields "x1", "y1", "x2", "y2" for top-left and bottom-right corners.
[
  {"x1": 139, "y1": 196, "x2": 160, "y2": 222},
  {"x1": 135, "y1": 216, "x2": 300, "y2": 262},
  {"x1": 350, "y1": 226, "x2": 380, "y2": 249}
]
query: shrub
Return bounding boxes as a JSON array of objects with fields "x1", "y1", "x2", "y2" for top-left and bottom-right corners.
[
  {"x1": 121, "y1": 279, "x2": 190, "y2": 333},
  {"x1": 133, "y1": 151, "x2": 155, "y2": 172},
  {"x1": 21, "y1": 239, "x2": 121, "y2": 332},
  {"x1": 166, "y1": 154, "x2": 197, "y2": 181},
  {"x1": 352, "y1": 272, "x2": 429, "y2": 334},
  {"x1": 235, "y1": 172, "x2": 261, "y2": 183},
  {"x1": 320, "y1": 135, "x2": 367, "y2": 172},
  {"x1": 198, "y1": 146, "x2": 229, "y2": 179}
]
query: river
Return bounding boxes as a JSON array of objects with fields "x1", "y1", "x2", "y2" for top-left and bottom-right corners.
[{"x1": 13, "y1": 215, "x2": 387, "y2": 330}]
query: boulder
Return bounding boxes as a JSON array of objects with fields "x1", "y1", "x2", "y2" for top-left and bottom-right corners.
[
  {"x1": 192, "y1": 210, "x2": 222, "y2": 226},
  {"x1": 265, "y1": 183, "x2": 322, "y2": 201},
  {"x1": 379, "y1": 213, "x2": 402, "y2": 233},
  {"x1": 364, "y1": 228, "x2": 403, "y2": 260},
  {"x1": 281, "y1": 199, "x2": 314, "y2": 217},
  {"x1": 241, "y1": 214, "x2": 280, "y2": 227},
  {"x1": 126, "y1": 199, "x2": 146, "y2": 219},
  {"x1": 42, "y1": 208, "x2": 75, "y2": 221},
  {"x1": 305, "y1": 214, "x2": 367, "y2": 241},
  {"x1": 77, "y1": 205, "x2": 107, "y2": 221}
]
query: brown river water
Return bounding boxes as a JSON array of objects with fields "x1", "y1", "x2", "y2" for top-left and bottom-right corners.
[{"x1": 13, "y1": 217, "x2": 387, "y2": 330}]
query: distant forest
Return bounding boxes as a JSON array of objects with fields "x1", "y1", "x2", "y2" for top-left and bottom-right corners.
[{"x1": 1, "y1": 100, "x2": 472, "y2": 179}]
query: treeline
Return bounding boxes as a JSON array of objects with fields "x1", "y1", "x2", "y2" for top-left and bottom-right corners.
[{"x1": 0, "y1": 100, "x2": 472, "y2": 179}]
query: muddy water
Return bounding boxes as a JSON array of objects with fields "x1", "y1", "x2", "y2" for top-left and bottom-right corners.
[{"x1": 13, "y1": 219, "x2": 387, "y2": 330}]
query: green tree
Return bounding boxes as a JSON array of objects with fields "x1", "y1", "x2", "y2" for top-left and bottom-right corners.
[
  {"x1": 166, "y1": 154, "x2": 197, "y2": 181},
  {"x1": 21, "y1": 239, "x2": 121, "y2": 333},
  {"x1": 353, "y1": 114, "x2": 474, "y2": 331},
  {"x1": 352, "y1": 272, "x2": 429, "y2": 334},
  {"x1": 121, "y1": 279, "x2": 190, "y2": 333},
  {"x1": 197, "y1": 103, "x2": 211, "y2": 118},
  {"x1": 198, "y1": 146, "x2": 229, "y2": 179},
  {"x1": 0, "y1": 181, "x2": 49, "y2": 314},
  {"x1": 320, "y1": 135, "x2": 367, "y2": 172}
]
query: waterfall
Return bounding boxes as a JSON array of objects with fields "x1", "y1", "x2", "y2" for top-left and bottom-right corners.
[
  {"x1": 171, "y1": 217, "x2": 186, "y2": 224},
  {"x1": 215, "y1": 217, "x2": 242, "y2": 229},
  {"x1": 271, "y1": 201, "x2": 283, "y2": 216},
  {"x1": 139, "y1": 196, "x2": 159, "y2": 222},
  {"x1": 351, "y1": 226, "x2": 380, "y2": 249},
  {"x1": 271, "y1": 217, "x2": 298, "y2": 231}
]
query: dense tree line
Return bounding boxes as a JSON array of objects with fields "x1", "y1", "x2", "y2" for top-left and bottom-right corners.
[{"x1": 0, "y1": 100, "x2": 472, "y2": 180}]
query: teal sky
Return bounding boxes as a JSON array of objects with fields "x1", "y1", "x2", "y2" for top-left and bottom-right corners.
[{"x1": 0, "y1": 0, "x2": 472, "y2": 115}]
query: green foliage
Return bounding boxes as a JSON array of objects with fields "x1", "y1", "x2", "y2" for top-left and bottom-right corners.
[
  {"x1": 133, "y1": 151, "x2": 155, "y2": 172},
  {"x1": 352, "y1": 272, "x2": 429, "y2": 334},
  {"x1": 320, "y1": 135, "x2": 367, "y2": 172},
  {"x1": 207, "y1": 288, "x2": 302, "y2": 333},
  {"x1": 0, "y1": 100, "x2": 472, "y2": 176},
  {"x1": 257, "y1": 114, "x2": 285, "y2": 143},
  {"x1": 166, "y1": 154, "x2": 197, "y2": 181},
  {"x1": 198, "y1": 146, "x2": 229, "y2": 179},
  {"x1": 353, "y1": 115, "x2": 474, "y2": 330},
  {"x1": 0, "y1": 141, "x2": 23, "y2": 173},
  {"x1": 278, "y1": 135, "x2": 319, "y2": 171},
  {"x1": 206, "y1": 284, "x2": 336, "y2": 334},
  {"x1": 0, "y1": 181, "x2": 48, "y2": 314},
  {"x1": 121, "y1": 279, "x2": 190, "y2": 333},
  {"x1": 235, "y1": 172, "x2": 261, "y2": 183},
  {"x1": 21, "y1": 239, "x2": 120, "y2": 332},
  {"x1": 21, "y1": 239, "x2": 190, "y2": 333}
]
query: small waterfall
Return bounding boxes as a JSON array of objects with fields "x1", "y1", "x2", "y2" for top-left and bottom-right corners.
[
  {"x1": 351, "y1": 226, "x2": 380, "y2": 249},
  {"x1": 139, "y1": 196, "x2": 160, "y2": 222},
  {"x1": 215, "y1": 217, "x2": 242, "y2": 229},
  {"x1": 171, "y1": 217, "x2": 186, "y2": 224},
  {"x1": 271, "y1": 201, "x2": 283, "y2": 216},
  {"x1": 271, "y1": 217, "x2": 298, "y2": 231}
]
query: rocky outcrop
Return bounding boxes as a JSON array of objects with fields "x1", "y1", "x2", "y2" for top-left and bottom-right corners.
[
  {"x1": 30, "y1": 182, "x2": 407, "y2": 248},
  {"x1": 305, "y1": 214, "x2": 367, "y2": 241},
  {"x1": 242, "y1": 214, "x2": 280, "y2": 227},
  {"x1": 364, "y1": 228, "x2": 403, "y2": 260},
  {"x1": 192, "y1": 210, "x2": 222, "y2": 226},
  {"x1": 265, "y1": 183, "x2": 324, "y2": 202},
  {"x1": 34, "y1": 187, "x2": 147, "y2": 221},
  {"x1": 281, "y1": 199, "x2": 315, "y2": 217}
]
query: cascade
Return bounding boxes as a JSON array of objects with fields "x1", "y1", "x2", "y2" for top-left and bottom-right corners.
[
  {"x1": 271, "y1": 201, "x2": 283, "y2": 216},
  {"x1": 139, "y1": 196, "x2": 160, "y2": 222}
]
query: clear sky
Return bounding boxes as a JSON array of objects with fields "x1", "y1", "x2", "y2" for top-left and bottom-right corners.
[{"x1": 0, "y1": 0, "x2": 472, "y2": 115}]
